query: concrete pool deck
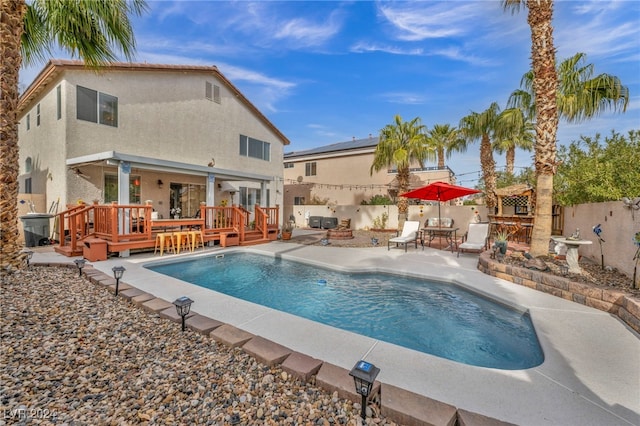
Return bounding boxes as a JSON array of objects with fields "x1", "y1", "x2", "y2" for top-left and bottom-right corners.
[{"x1": 31, "y1": 239, "x2": 639, "y2": 426}]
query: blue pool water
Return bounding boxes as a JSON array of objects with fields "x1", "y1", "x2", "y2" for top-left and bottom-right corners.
[{"x1": 148, "y1": 253, "x2": 544, "y2": 369}]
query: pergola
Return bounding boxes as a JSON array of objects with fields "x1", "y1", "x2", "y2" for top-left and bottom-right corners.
[{"x1": 494, "y1": 184, "x2": 534, "y2": 216}]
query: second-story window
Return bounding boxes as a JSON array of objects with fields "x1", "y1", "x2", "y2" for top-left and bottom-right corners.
[
  {"x1": 239, "y1": 135, "x2": 270, "y2": 161},
  {"x1": 305, "y1": 162, "x2": 316, "y2": 176},
  {"x1": 36, "y1": 104, "x2": 40, "y2": 126},
  {"x1": 77, "y1": 86, "x2": 118, "y2": 127},
  {"x1": 26, "y1": 114, "x2": 30, "y2": 130}
]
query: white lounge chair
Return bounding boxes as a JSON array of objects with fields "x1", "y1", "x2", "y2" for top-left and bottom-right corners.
[
  {"x1": 388, "y1": 221, "x2": 420, "y2": 252},
  {"x1": 457, "y1": 222, "x2": 490, "y2": 257}
]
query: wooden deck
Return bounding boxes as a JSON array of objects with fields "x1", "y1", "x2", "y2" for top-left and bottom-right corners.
[{"x1": 54, "y1": 203, "x2": 279, "y2": 259}]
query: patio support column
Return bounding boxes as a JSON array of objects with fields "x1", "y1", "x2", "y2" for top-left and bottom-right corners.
[
  {"x1": 260, "y1": 181, "x2": 267, "y2": 207},
  {"x1": 206, "y1": 173, "x2": 215, "y2": 206},
  {"x1": 118, "y1": 161, "x2": 131, "y2": 257}
]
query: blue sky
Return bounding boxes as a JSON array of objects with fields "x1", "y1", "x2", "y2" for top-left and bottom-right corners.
[{"x1": 20, "y1": 1, "x2": 640, "y2": 187}]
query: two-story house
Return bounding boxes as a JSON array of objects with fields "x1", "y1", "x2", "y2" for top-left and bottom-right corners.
[
  {"x1": 18, "y1": 60, "x2": 289, "y2": 223},
  {"x1": 283, "y1": 136, "x2": 454, "y2": 213}
]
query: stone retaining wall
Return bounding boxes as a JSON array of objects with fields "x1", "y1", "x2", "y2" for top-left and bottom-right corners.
[{"x1": 477, "y1": 252, "x2": 640, "y2": 334}]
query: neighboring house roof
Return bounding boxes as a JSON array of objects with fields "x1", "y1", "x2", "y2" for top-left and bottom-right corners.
[
  {"x1": 284, "y1": 136, "x2": 379, "y2": 159},
  {"x1": 18, "y1": 59, "x2": 289, "y2": 145}
]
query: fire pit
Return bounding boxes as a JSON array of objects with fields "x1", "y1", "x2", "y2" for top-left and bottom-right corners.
[{"x1": 327, "y1": 229, "x2": 354, "y2": 240}]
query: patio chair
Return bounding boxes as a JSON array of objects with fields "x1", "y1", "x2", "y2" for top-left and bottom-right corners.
[
  {"x1": 457, "y1": 222, "x2": 490, "y2": 257},
  {"x1": 388, "y1": 221, "x2": 420, "y2": 252}
]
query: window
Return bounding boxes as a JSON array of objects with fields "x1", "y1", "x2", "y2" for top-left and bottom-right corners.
[
  {"x1": 294, "y1": 196, "x2": 305, "y2": 205},
  {"x1": 36, "y1": 104, "x2": 40, "y2": 126},
  {"x1": 24, "y1": 178, "x2": 32, "y2": 194},
  {"x1": 77, "y1": 86, "x2": 118, "y2": 127},
  {"x1": 104, "y1": 174, "x2": 141, "y2": 204},
  {"x1": 205, "y1": 81, "x2": 212, "y2": 100},
  {"x1": 284, "y1": 163, "x2": 294, "y2": 169},
  {"x1": 25, "y1": 157, "x2": 33, "y2": 173},
  {"x1": 26, "y1": 114, "x2": 30, "y2": 130},
  {"x1": 305, "y1": 162, "x2": 316, "y2": 176},
  {"x1": 205, "y1": 82, "x2": 221, "y2": 103},
  {"x1": 56, "y1": 85, "x2": 62, "y2": 120},
  {"x1": 239, "y1": 135, "x2": 270, "y2": 161}
]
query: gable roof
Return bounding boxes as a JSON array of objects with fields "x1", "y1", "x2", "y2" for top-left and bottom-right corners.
[
  {"x1": 18, "y1": 59, "x2": 289, "y2": 145},
  {"x1": 284, "y1": 135, "x2": 379, "y2": 159}
]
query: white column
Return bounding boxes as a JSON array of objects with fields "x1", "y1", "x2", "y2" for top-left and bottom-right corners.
[{"x1": 118, "y1": 161, "x2": 131, "y2": 257}]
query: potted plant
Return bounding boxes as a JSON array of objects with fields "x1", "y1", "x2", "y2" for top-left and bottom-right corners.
[
  {"x1": 493, "y1": 230, "x2": 509, "y2": 255},
  {"x1": 281, "y1": 222, "x2": 293, "y2": 240}
]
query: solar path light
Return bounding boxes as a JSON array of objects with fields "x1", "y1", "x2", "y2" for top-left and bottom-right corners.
[
  {"x1": 173, "y1": 296, "x2": 194, "y2": 332},
  {"x1": 22, "y1": 249, "x2": 34, "y2": 268},
  {"x1": 112, "y1": 266, "x2": 126, "y2": 296},
  {"x1": 74, "y1": 258, "x2": 86, "y2": 276},
  {"x1": 349, "y1": 360, "x2": 380, "y2": 420}
]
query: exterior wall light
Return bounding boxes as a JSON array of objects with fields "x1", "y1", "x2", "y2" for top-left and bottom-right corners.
[
  {"x1": 349, "y1": 360, "x2": 380, "y2": 420},
  {"x1": 112, "y1": 266, "x2": 126, "y2": 296},
  {"x1": 173, "y1": 296, "x2": 194, "y2": 332}
]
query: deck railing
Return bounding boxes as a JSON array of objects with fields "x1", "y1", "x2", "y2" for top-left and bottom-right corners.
[{"x1": 57, "y1": 202, "x2": 279, "y2": 254}]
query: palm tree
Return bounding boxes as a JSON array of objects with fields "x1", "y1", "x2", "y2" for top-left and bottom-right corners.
[
  {"x1": 426, "y1": 124, "x2": 468, "y2": 170},
  {"x1": 459, "y1": 102, "x2": 504, "y2": 210},
  {"x1": 0, "y1": 0, "x2": 147, "y2": 273},
  {"x1": 505, "y1": 1, "x2": 628, "y2": 257},
  {"x1": 510, "y1": 53, "x2": 629, "y2": 124},
  {"x1": 503, "y1": 0, "x2": 559, "y2": 257},
  {"x1": 371, "y1": 115, "x2": 431, "y2": 223},
  {"x1": 494, "y1": 108, "x2": 535, "y2": 175}
]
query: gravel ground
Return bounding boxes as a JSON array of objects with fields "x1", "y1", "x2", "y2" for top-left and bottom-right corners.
[{"x1": 1, "y1": 266, "x2": 399, "y2": 425}]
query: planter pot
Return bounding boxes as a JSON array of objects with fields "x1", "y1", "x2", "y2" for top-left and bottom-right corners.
[
  {"x1": 281, "y1": 232, "x2": 292, "y2": 240},
  {"x1": 174, "y1": 215, "x2": 180, "y2": 219},
  {"x1": 495, "y1": 241, "x2": 508, "y2": 254}
]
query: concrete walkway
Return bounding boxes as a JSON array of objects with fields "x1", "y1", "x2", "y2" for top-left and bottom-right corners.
[{"x1": 32, "y1": 239, "x2": 640, "y2": 426}]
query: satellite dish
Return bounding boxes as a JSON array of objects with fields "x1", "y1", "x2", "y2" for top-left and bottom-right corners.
[{"x1": 297, "y1": 176, "x2": 303, "y2": 183}]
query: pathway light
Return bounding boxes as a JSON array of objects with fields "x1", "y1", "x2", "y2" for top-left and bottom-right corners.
[
  {"x1": 173, "y1": 296, "x2": 194, "y2": 332},
  {"x1": 349, "y1": 360, "x2": 380, "y2": 420},
  {"x1": 112, "y1": 266, "x2": 126, "y2": 296},
  {"x1": 74, "y1": 258, "x2": 86, "y2": 276}
]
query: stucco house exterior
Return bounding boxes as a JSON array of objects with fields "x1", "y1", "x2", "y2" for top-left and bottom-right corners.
[
  {"x1": 282, "y1": 136, "x2": 455, "y2": 218},
  {"x1": 17, "y1": 60, "x2": 289, "y2": 224}
]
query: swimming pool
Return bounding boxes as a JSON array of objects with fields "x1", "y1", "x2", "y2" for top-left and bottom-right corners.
[{"x1": 148, "y1": 253, "x2": 544, "y2": 370}]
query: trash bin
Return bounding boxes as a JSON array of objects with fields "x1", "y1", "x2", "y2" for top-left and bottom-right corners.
[
  {"x1": 83, "y1": 237, "x2": 108, "y2": 262},
  {"x1": 20, "y1": 214, "x2": 54, "y2": 247},
  {"x1": 309, "y1": 216, "x2": 323, "y2": 228},
  {"x1": 322, "y1": 217, "x2": 338, "y2": 229}
]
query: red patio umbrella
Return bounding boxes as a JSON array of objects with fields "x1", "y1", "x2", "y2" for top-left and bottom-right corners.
[{"x1": 401, "y1": 181, "x2": 481, "y2": 227}]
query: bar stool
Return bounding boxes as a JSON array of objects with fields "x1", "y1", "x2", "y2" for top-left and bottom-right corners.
[
  {"x1": 173, "y1": 231, "x2": 191, "y2": 254},
  {"x1": 154, "y1": 232, "x2": 174, "y2": 256},
  {"x1": 188, "y1": 230, "x2": 205, "y2": 251}
]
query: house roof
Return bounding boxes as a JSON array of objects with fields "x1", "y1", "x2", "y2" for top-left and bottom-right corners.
[
  {"x1": 284, "y1": 136, "x2": 379, "y2": 159},
  {"x1": 17, "y1": 59, "x2": 289, "y2": 145}
]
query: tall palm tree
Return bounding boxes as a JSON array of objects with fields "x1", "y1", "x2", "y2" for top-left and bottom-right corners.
[
  {"x1": 459, "y1": 102, "x2": 504, "y2": 210},
  {"x1": 426, "y1": 124, "x2": 468, "y2": 170},
  {"x1": 505, "y1": 1, "x2": 628, "y2": 257},
  {"x1": 494, "y1": 108, "x2": 535, "y2": 175},
  {"x1": 0, "y1": 0, "x2": 147, "y2": 273},
  {"x1": 503, "y1": 0, "x2": 559, "y2": 257},
  {"x1": 371, "y1": 115, "x2": 431, "y2": 223}
]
